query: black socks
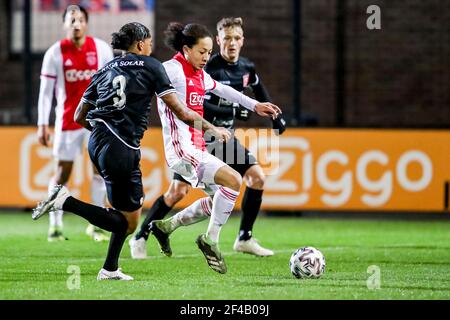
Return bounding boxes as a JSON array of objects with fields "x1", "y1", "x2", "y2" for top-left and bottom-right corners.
[
  {"x1": 103, "y1": 232, "x2": 127, "y2": 271},
  {"x1": 63, "y1": 196, "x2": 128, "y2": 234},
  {"x1": 135, "y1": 195, "x2": 172, "y2": 240},
  {"x1": 62, "y1": 196, "x2": 130, "y2": 272},
  {"x1": 239, "y1": 187, "x2": 263, "y2": 241}
]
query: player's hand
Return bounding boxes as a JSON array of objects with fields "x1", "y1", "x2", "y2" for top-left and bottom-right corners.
[
  {"x1": 272, "y1": 114, "x2": 287, "y2": 135},
  {"x1": 211, "y1": 127, "x2": 231, "y2": 143},
  {"x1": 254, "y1": 102, "x2": 281, "y2": 119},
  {"x1": 233, "y1": 104, "x2": 251, "y2": 121},
  {"x1": 37, "y1": 125, "x2": 52, "y2": 146}
]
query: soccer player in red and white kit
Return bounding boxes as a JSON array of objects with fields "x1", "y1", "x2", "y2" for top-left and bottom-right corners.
[
  {"x1": 37, "y1": 5, "x2": 113, "y2": 241},
  {"x1": 135, "y1": 23, "x2": 280, "y2": 274}
]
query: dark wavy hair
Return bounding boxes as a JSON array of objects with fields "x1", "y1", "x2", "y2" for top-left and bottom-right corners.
[
  {"x1": 164, "y1": 22, "x2": 212, "y2": 52},
  {"x1": 111, "y1": 22, "x2": 151, "y2": 51}
]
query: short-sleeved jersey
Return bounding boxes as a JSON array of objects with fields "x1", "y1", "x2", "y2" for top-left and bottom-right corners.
[
  {"x1": 157, "y1": 53, "x2": 217, "y2": 154},
  {"x1": 38, "y1": 36, "x2": 113, "y2": 131},
  {"x1": 204, "y1": 53, "x2": 259, "y2": 129},
  {"x1": 82, "y1": 53, "x2": 176, "y2": 149}
]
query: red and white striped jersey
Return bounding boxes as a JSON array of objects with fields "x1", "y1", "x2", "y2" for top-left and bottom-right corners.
[
  {"x1": 158, "y1": 52, "x2": 258, "y2": 169},
  {"x1": 37, "y1": 36, "x2": 113, "y2": 131},
  {"x1": 158, "y1": 52, "x2": 216, "y2": 153}
]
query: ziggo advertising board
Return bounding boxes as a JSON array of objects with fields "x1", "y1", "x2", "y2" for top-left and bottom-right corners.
[{"x1": 0, "y1": 127, "x2": 449, "y2": 212}]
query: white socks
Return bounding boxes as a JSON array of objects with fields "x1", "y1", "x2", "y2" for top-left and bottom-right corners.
[
  {"x1": 167, "y1": 197, "x2": 212, "y2": 233},
  {"x1": 90, "y1": 174, "x2": 106, "y2": 207},
  {"x1": 49, "y1": 210, "x2": 63, "y2": 229},
  {"x1": 159, "y1": 186, "x2": 239, "y2": 244},
  {"x1": 206, "y1": 187, "x2": 239, "y2": 243},
  {"x1": 48, "y1": 179, "x2": 63, "y2": 229}
]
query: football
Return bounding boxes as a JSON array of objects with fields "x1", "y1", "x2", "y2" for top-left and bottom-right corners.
[{"x1": 289, "y1": 246, "x2": 326, "y2": 279}]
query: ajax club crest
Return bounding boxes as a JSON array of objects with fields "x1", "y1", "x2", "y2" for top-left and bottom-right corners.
[{"x1": 86, "y1": 52, "x2": 97, "y2": 66}]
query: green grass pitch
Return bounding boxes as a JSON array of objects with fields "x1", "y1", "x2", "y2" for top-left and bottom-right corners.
[{"x1": 0, "y1": 212, "x2": 449, "y2": 300}]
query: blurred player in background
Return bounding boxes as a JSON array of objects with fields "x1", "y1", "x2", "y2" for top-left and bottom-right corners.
[
  {"x1": 32, "y1": 22, "x2": 230, "y2": 280},
  {"x1": 37, "y1": 5, "x2": 113, "y2": 241},
  {"x1": 205, "y1": 17, "x2": 286, "y2": 255},
  {"x1": 129, "y1": 22, "x2": 281, "y2": 273},
  {"x1": 129, "y1": 17, "x2": 286, "y2": 259}
]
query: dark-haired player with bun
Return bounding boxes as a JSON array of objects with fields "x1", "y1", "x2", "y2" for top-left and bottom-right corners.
[
  {"x1": 130, "y1": 18, "x2": 285, "y2": 261},
  {"x1": 129, "y1": 22, "x2": 281, "y2": 274},
  {"x1": 32, "y1": 22, "x2": 230, "y2": 280}
]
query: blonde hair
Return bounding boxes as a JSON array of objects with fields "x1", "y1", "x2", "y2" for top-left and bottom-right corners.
[{"x1": 216, "y1": 17, "x2": 243, "y2": 32}]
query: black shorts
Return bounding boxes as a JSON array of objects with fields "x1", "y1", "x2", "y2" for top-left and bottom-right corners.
[
  {"x1": 88, "y1": 123, "x2": 143, "y2": 212},
  {"x1": 207, "y1": 137, "x2": 257, "y2": 177},
  {"x1": 172, "y1": 137, "x2": 257, "y2": 184},
  {"x1": 173, "y1": 172, "x2": 190, "y2": 184}
]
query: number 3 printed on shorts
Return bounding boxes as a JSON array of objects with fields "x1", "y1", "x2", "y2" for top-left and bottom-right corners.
[{"x1": 113, "y1": 75, "x2": 127, "y2": 108}]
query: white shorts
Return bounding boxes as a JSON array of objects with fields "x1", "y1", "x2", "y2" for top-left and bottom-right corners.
[
  {"x1": 170, "y1": 148, "x2": 227, "y2": 195},
  {"x1": 52, "y1": 128, "x2": 89, "y2": 161}
]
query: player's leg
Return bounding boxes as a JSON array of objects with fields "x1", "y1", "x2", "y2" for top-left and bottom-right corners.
[
  {"x1": 206, "y1": 164, "x2": 241, "y2": 242},
  {"x1": 227, "y1": 138, "x2": 273, "y2": 256},
  {"x1": 98, "y1": 207, "x2": 140, "y2": 281},
  {"x1": 129, "y1": 175, "x2": 190, "y2": 259},
  {"x1": 157, "y1": 196, "x2": 212, "y2": 233},
  {"x1": 86, "y1": 164, "x2": 110, "y2": 241},
  {"x1": 150, "y1": 196, "x2": 212, "y2": 257},
  {"x1": 47, "y1": 160, "x2": 72, "y2": 241},
  {"x1": 33, "y1": 124, "x2": 142, "y2": 279},
  {"x1": 134, "y1": 175, "x2": 189, "y2": 241},
  {"x1": 88, "y1": 125, "x2": 144, "y2": 279},
  {"x1": 234, "y1": 164, "x2": 274, "y2": 256},
  {"x1": 48, "y1": 128, "x2": 88, "y2": 241},
  {"x1": 239, "y1": 164, "x2": 265, "y2": 241},
  {"x1": 32, "y1": 183, "x2": 136, "y2": 280},
  {"x1": 196, "y1": 154, "x2": 242, "y2": 274}
]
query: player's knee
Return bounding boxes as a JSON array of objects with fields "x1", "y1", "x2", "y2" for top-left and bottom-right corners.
[
  {"x1": 247, "y1": 171, "x2": 265, "y2": 189},
  {"x1": 165, "y1": 186, "x2": 188, "y2": 206},
  {"x1": 225, "y1": 170, "x2": 242, "y2": 192},
  {"x1": 125, "y1": 217, "x2": 139, "y2": 235}
]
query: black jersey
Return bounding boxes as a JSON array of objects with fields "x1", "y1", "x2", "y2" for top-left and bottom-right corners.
[
  {"x1": 203, "y1": 53, "x2": 271, "y2": 130},
  {"x1": 82, "y1": 53, "x2": 175, "y2": 149}
]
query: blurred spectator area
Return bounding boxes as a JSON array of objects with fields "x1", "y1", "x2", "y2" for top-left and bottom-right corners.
[{"x1": 0, "y1": 0, "x2": 449, "y2": 128}]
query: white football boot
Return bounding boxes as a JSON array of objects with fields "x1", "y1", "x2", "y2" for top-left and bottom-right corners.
[
  {"x1": 32, "y1": 185, "x2": 70, "y2": 220},
  {"x1": 97, "y1": 268, "x2": 134, "y2": 281},
  {"x1": 233, "y1": 237, "x2": 274, "y2": 257}
]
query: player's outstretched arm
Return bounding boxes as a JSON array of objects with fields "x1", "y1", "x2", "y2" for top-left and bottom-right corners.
[
  {"x1": 161, "y1": 92, "x2": 231, "y2": 143},
  {"x1": 212, "y1": 82, "x2": 281, "y2": 119},
  {"x1": 74, "y1": 101, "x2": 95, "y2": 131}
]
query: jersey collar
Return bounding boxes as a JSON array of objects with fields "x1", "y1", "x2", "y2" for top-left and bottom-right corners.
[{"x1": 173, "y1": 52, "x2": 202, "y2": 76}]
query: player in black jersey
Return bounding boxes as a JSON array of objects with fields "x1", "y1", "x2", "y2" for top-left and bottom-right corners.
[
  {"x1": 31, "y1": 22, "x2": 230, "y2": 280},
  {"x1": 130, "y1": 17, "x2": 286, "y2": 258}
]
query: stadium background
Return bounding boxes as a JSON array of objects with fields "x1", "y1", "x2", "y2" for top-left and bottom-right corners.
[
  {"x1": 2, "y1": 0, "x2": 450, "y2": 128},
  {"x1": 0, "y1": 0, "x2": 450, "y2": 211},
  {"x1": 0, "y1": 0, "x2": 449, "y2": 303},
  {"x1": 0, "y1": 0, "x2": 449, "y2": 213}
]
